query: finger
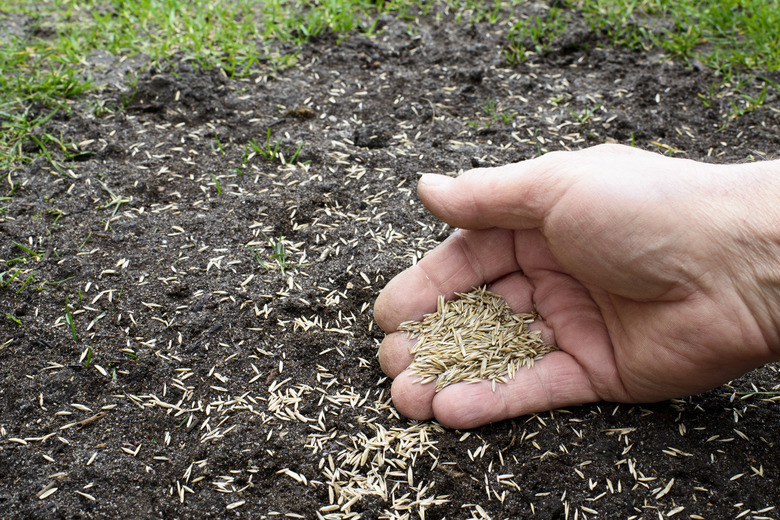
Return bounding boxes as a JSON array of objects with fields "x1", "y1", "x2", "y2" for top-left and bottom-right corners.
[
  {"x1": 417, "y1": 144, "x2": 644, "y2": 232},
  {"x1": 391, "y1": 369, "x2": 437, "y2": 421},
  {"x1": 510, "y1": 228, "x2": 564, "y2": 273},
  {"x1": 417, "y1": 151, "x2": 572, "y2": 230},
  {"x1": 487, "y1": 271, "x2": 535, "y2": 312},
  {"x1": 374, "y1": 228, "x2": 519, "y2": 332},
  {"x1": 379, "y1": 332, "x2": 415, "y2": 379},
  {"x1": 430, "y1": 351, "x2": 600, "y2": 429}
]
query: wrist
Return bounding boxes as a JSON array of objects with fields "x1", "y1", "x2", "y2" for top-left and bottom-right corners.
[{"x1": 715, "y1": 160, "x2": 780, "y2": 359}]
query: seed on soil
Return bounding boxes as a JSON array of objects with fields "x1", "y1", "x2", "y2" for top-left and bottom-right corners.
[
  {"x1": 38, "y1": 487, "x2": 58, "y2": 500},
  {"x1": 398, "y1": 286, "x2": 556, "y2": 391},
  {"x1": 226, "y1": 500, "x2": 245, "y2": 510}
]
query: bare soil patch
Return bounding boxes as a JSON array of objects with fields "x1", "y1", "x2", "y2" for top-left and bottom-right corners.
[{"x1": 1, "y1": 8, "x2": 778, "y2": 520}]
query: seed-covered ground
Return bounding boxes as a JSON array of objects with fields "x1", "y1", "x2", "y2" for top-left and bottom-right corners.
[{"x1": 1, "y1": 4, "x2": 779, "y2": 520}]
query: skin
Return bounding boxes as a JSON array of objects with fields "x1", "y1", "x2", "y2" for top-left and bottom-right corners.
[{"x1": 375, "y1": 144, "x2": 780, "y2": 430}]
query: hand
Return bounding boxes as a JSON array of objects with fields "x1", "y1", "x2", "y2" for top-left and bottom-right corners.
[{"x1": 375, "y1": 144, "x2": 780, "y2": 429}]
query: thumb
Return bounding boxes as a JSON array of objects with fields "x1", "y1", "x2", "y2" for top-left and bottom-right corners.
[{"x1": 417, "y1": 152, "x2": 572, "y2": 230}]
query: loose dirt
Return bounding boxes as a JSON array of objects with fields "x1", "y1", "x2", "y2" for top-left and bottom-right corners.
[{"x1": 1, "y1": 6, "x2": 778, "y2": 520}]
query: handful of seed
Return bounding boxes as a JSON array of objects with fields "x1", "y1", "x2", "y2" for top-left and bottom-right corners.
[{"x1": 398, "y1": 286, "x2": 556, "y2": 392}]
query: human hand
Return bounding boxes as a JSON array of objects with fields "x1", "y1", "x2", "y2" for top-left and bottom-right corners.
[{"x1": 375, "y1": 144, "x2": 780, "y2": 429}]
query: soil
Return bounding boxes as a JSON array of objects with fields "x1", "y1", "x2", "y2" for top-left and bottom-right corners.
[{"x1": 1, "y1": 5, "x2": 779, "y2": 520}]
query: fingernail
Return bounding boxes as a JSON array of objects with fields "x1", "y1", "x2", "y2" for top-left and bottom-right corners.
[{"x1": 419, "y1": 174, "x2": 450, "y2": 188}]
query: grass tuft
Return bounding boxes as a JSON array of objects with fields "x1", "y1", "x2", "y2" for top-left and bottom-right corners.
[
  {"x1": 249, "y1": 232, "x2": 306, "y2": 274},
  {"x1": 209, "y1": 173, "x2": 222, "y2": 196},
  {"x1": 505, "y1": 6, "x2": 568, "y2": 64},
  {"x1": 64, "y1": 297, "x2": 79, "y2": 343}
]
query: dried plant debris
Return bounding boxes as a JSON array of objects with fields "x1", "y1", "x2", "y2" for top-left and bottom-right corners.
[{"x1": 399, "y1": 286, "x2": 556, "y2": 391}]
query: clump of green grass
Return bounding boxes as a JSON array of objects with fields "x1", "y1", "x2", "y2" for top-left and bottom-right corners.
[
  {"x1": 502, "y1": 0, "x2": 778, "y2": 122},
  {"x1": 503, "y1": 0, "x2": 779, "y2": 75},
  {"x1": 1, "y1": 242, "x2": 47, "y2": 292},
  {"x1": 568, "y1": 102, "x2": 602, "y2": 126},
  {"x1": 0, "y1": 21, "x2": 93, "y2": 177},
  {"x1": 466, "y1": 97, "x2": 516, "y2": 129},
  {"x1": 573, "y1": 0, "x2": 780, "y2": 74},
  {"x1": 266, "y1": 234, "x2": 294, "y2": 274},
  {"x1": 505, "y1": 6, "x2": 568, "y2": 64},
  {"x1": 247, "y1": 129, "x2": 306, "y2": 166},
  {"x1": 248, "y1": 232, "x2": 305, "y2": 274},
  {"x1": 64, "y1": 297, "x2": 79, "y2": 343}
]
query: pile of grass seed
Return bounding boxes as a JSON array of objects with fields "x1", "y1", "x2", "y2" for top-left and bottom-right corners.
[{"x1": 399, "y1": 286, "x2": 556, "y2": 391}]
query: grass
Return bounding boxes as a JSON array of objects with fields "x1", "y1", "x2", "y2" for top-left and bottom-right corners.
[
  {"x1": 573, "y1": 0, "x2": 780, "y2": 73},
  {"x1": 505, "y1": 5, "x2": 568, "y2": 64},
  {"x1": 1, "y1": 242, "x2": 41, "y2": 293},
  {"x1": 5, "y1": 312, "x2": 23, "y2": 325},
  {"x1": 13, "y1": 241, "x2": 43, "y2": 260},
  {"x1": 1, "y1": 268, "x2": 21, "y2": 288},
  {"x1": 235, "y1": 130, "x2": 306, "y2": 173},
  {"x1": 1, "y1": 0, "x2": 778, "y2": 180},
  {"x1": 248, "y1": 129, "x2": 306, "y2": 165},
  {"x1": 266, "y1": 234, "x2": 294, "y2": 274},
  {"x1": 64, "y1": 297, "x2": 79, "y2": 343},
  {"x1": 247, "y1": 245, "x2": 269, "y2": 271},
  {"x1": 209, "y1": 173, "x2": 222, "y2": 196},
  {"x1": 1, "y1": 242, "x2": 74, "y2": 294},
  {"x1": 96, "y1": 179, "x2": 130, "y2": 229},
  {"x1": 568, "y1": 102, "x2": 603, "y2": 126},
  {"x1": 248, "y1": 232, "x2": 304, "y2": 274},
  {"x1": 0, "y1": 0, "x2": 391, "y2": 178},
  {"x1": 467, "y1": 98, "x2": 517, "y2": 128}
]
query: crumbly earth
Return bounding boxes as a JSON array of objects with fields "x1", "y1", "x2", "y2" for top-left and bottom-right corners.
[{"x1": 1, "y1": 6, "x2": 779, "y2": 520}]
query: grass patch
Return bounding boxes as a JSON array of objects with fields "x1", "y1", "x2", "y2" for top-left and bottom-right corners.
[
  {"x1": 505, "y1": 6, "x2": 568, "y2": 64},
  {"x1": 247, "y1": 129, "x2": 306, "y2": 166},
  {"x1": 573, "y1": 0, "x2": 780, "y2": 74},
  {"x1": 1, "y1": 0, "x2": 777, "y2": 176},
  {"x1": 502, "y1": 0, "x2": 778, "y2": 76},
  {"x1": 0, "y1": 0, "x2": 404, "y2": 176}
]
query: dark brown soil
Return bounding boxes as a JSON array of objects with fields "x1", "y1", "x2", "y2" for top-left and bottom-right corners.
[{"x1": 1, "y1": 6, "x2": 779, "y2": 520}]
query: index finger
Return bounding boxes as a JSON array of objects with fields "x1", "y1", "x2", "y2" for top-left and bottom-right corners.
[{"x1": 374, "y1": 227, "x2": 520, "y2": 332}]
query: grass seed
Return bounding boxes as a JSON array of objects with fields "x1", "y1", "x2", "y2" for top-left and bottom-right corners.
[{"x1": 399, "y1": 286, "x2": 556, "y2": 391}]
